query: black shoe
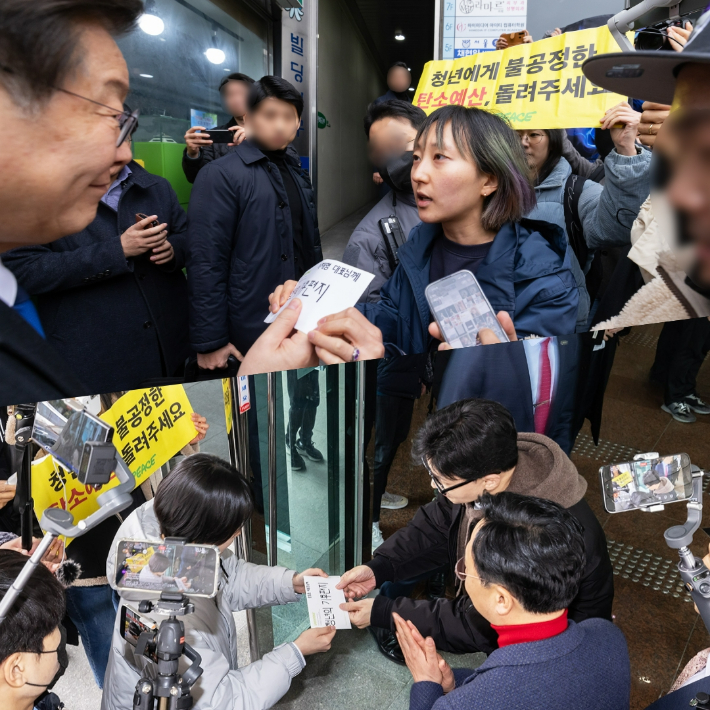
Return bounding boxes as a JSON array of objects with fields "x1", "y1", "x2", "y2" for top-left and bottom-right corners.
[
  {"x1": 368, "y1": 626, "x2": 405, "y2": 665},
  {"x1": 289, "y1": 447, "x2": 307, "y2": 471},
  {"x1": 296, "y1": 438, "x2": 324, "y2": 462},
  {"x1": 426, "y1": 572, "x2": 447, "y2": 601}
]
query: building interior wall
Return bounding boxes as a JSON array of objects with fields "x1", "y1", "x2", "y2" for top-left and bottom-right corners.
[{"x1": 317, "y1": 0, "x2": 386, "y2": 233}]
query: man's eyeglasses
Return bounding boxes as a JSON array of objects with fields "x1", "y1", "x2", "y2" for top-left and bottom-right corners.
[
  {"x1": 55, "y1": 87, "x2": 139, "y2": 147},
  {"x1": 0, "y1": 64, "x2": 137, "y2": 147},
  {"x1": 455, "y1": 557, "x2": 480, "y2": 582},
  {"x1": 422, "y1": 457, "x2": 472, "y2": 496},
  {"x1": 517, "y1": 131, "x2": 545, "y2": 145}
]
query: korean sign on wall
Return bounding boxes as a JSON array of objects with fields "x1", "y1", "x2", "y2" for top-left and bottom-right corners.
[
  {"x1": 32, "y1": 386, "x2": 196, "y2": 543},
  {"x1": 443, "y1": 0, "x2": 527, "y2": 59},
  {"x1": 417, "y1": 26, "x2": 626, "y2": 129},
  {"x1": 282, "y1": 3, "x2": 310, "y2": 170}
]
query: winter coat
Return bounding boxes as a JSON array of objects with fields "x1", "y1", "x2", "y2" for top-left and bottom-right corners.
[
  {"x1": 182, "y1": 118, "x2": 240, "y2": 184},
  {"x1": 102, "y1": 500, "x2": 305, "y2": 710},
  {"x1": 367, "y1": 433, "x2": 614, "y2": 654},
  {"x1": 527, "y1": 150, "x2": 651, "y2": 332},
  {"x1": 342, "y1": 189, "x2": 421, "y2": 304},
  {"x1": 594, "y1": 250, "x2": 710, "y2": 329},
  {"x1": 409, "y1": 619, "x2": 630, "y2": 710},
  {"x1": 186, "y1": 140, "x2": 322, "y2": 355},
  {"x1": 357, "y1": 219, "x2": 579, "y2": 357},
  {"x1": 3, "y1": 162, "x2": 191, "y2": 394}
]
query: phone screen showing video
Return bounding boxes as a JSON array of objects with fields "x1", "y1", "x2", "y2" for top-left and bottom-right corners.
[
  {"x1": 602, "y1": 454, "x2": 692, "y2": 512},
  {"x1": 48, "y1": 410, "x2": 111, "y2": 475},
  {"x1": 115, "y1": 539, "x2": 219, "y2": 598},
  {"x1": 426, "y1": 270, "x2": 508, "y2": 349}
]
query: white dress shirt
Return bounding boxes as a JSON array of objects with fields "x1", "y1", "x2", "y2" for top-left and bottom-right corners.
[{"x1": 0, "y1": 258, "x2": 18, "y2": 308}]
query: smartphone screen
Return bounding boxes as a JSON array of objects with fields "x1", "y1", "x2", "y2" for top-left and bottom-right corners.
[
  {"x1": 115, "y1": 539, "x2": 220, "y2": 598},
  {"x1": 425, "y1": 270, "x2": 509, "y2": 349},
  {"x1": 599, "y1": 453, "x2": 692, "y2": 513},
  {"x1": 38, "y1": 410, "x2": 113, "y2": 475},
  {"x1": 120, "y1": 605, "x2": 158, "y2": 662}
]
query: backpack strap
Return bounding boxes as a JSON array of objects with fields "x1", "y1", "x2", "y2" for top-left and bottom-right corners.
[{"x1": 562, "y1": 173, "x2": 588, "y2": 270}]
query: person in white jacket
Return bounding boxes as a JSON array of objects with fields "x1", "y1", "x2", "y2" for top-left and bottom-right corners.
[{"x1": 102, "y1": 453, "x2": 335, "y2": 710}]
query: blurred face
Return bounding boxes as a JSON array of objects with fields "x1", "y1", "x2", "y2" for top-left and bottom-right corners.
[
  {"x1": 0, "y1": 22, "x2": 129, "y2": 251},
  {"x1": 245, "y1": 97, "x2": 300, "y2": 151},
  {"x1": 222, "y1": 80, "x2": 251, "y2": 119},
  {"x1": 388, "y1": 66, "x2": 412, "y2": 93},
  {"x1": 368, "y1": 116, "x2": 418, "y2": 167},
  {"x1": 665, "y1": 64, "x2": 710, "y2": 286},
  {"x1": 517, "y1": 129, "x2": 549, "y2": 175},
  {"x1": 0, "y1": 627, "x2": 61, "y2": 703},
  {"x1": 411, "y1": 121, "x2": 497, "y2": 225}
]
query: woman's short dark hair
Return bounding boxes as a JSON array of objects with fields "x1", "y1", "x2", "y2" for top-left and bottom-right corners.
[
  {"x1": 154, "y1": 454, "x2": 254, "y2": 546},
  {"x1": 0, "y1": 0, "x2": 143, "y2": 110},
  {"x1": 412, "y1": 399, "x2": 519, "y2": 482},
  {"x1": 473, "y1": 491, "x2": 586, "y2": 613},
  {"x1": 535, "y1": 129, "x2": 565, "y2": 185},
  {"x1": 219, "y1": 72, "x2": 255, "y2": 92},
  {"x1": 0, "y1": 549, "x2": 66, "y2": 663},
  {"x1": 364, "y1": 99, "x2": 426, "y2": 138},
  {"x1": 248, "y1": 75, "x2": 303, "y2": 118},
  {"x1": 415, "y1": 105, "x2": 536, "y2": 232}
]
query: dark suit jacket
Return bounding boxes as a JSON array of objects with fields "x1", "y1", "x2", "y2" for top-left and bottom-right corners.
[
  {"x1": 0, "y1": 300, "x2": 85, "y2": 406},
  {"x1": 436, "y1": 337, "x2": 579, "y2": 455},
  {"x1": 4, "y1": 162, "x2": 191, "y2": 395}
]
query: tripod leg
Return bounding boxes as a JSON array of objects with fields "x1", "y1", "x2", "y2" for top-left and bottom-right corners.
[{"x1": 133, "y1": 677, "x2": 154, "y2": 710}]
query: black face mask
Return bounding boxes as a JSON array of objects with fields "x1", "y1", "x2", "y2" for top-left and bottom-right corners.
[
  {"x1": 379, "y1": 151, "x2": 414, "y2": 194},
  {"x1": 25, "y1": 625, "x2": 68, "y2": 691}
]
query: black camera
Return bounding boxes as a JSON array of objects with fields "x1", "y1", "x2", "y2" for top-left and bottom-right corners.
[{"x1": 635, "y1": 16, "x2": 693, "y2": 51}]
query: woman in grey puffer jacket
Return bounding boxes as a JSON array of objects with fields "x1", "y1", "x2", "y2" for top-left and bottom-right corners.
[
  {"x1": 520, "y1": 102, "x2": 652, "y2": 331},
  {"x1": 102, "y1": 454, "x2": 335, "y2": 710}
]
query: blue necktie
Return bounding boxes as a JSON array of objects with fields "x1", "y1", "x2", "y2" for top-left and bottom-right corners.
[{"x1": 13, "y1": 285, "x2": 45, "y2": 337}]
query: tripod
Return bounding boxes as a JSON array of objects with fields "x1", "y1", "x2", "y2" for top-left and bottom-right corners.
[{"x1": 132, "y1": 593, "x2": 204, "y2": 710}]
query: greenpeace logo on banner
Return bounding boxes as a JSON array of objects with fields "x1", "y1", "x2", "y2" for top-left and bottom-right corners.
[{"x1": 417, "y1": 26, "x2": 629, "y2": 129}]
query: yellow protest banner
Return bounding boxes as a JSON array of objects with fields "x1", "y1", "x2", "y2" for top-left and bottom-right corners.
[
  {"x1": 414, "y1": 26, "x2": 627, "y2": 129},
  {"x1": 32, "y1": 385, "x2": 196, "y2": 544}
]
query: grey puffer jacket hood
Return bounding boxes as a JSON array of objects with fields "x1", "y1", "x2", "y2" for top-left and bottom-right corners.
[{"x1": 102, "y1": 500, "x2": 305, "y2": 710}]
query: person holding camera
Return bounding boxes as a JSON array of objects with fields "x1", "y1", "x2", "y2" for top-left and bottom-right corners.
[
  {"x1": 102, "y1": 453, "x2": 335, "y2": 710},
  {"x1": 182, "y1": 72, "x2": 254, "y2": 184},
  {"x1": 4, "y1": 127, "x2": 192, "y2": 395}
]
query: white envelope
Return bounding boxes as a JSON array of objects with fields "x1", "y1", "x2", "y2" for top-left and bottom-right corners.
[
  {"x1": 264, "y1": 260, "x2": 374, "y2": 334},
  {"x1": 303, "y1": 575, "x2": 352, "y2": 629}
]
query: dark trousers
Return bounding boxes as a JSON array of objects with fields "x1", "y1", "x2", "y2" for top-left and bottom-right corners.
[
  {"x1": 650, "y1": 318, "x2": 710, "y2": 405},
  {"x1": 287, "y1": 369, "x2": 320, "y2": 447},
  {"x1": 373, "y1": 393, "x2": 415, "y2": 523}
]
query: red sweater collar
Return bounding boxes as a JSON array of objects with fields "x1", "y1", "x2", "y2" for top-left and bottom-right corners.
[{"x1": 491, "y1": 609, "x2": 568, "y2": 648}]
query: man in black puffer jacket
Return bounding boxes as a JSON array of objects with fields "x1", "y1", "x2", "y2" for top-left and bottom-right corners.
[{"x1": 4, "y1": 137, "x2": 191, "y2": 394}]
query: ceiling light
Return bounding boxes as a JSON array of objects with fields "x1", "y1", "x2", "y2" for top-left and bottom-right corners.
[
  {"x1": 138, "y1": 14, "x2": 164, "y2": 36},
  {"x1": 407, "y1": 67, "x2": 411, "y2": 70},
  {"x1": 224, "y1": 68, "x2": 231, "y2": 71},
  {"x1": 205, "y1": 48, "x2": 226, "y2": 64},
  {"x1": 395, "y1": 33, "x2": 405, "y2": 41},
  {"x1": 408, "y1": 87, "x2": 414, "y2": 91},
  {"x1": 140, "y1": 74, "x2": 154, "y2": 78}
]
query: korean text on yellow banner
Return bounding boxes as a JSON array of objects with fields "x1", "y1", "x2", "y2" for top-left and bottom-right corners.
[
  {"x1": 32, "y1": 385, "x2": 196, "y2": 543},
  {"x1": 414, "y1": 26, "x2": 627, "y2": 129},
  {"x1": 222, "y1": 378, "x2": 233, "y2": 435}
]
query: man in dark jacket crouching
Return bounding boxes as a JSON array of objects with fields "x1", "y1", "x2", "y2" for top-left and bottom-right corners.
[
  {"x1": 4, "y1": 131, "x2": 191, "y2": 394},
  {"x1": 338, "y1": 398, "x2": 614, "y2": 659},
  {"x1": 395, "y1": 491, "x2": 629, "y2": 710}
]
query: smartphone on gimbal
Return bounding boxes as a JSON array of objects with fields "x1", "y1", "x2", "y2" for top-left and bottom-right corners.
[
  {"x1": 120, "y1": 605, "x2": 158, "y2": 663},
  {"x1": 600, "y1": 453, "x2": 693, "y2": 513}
]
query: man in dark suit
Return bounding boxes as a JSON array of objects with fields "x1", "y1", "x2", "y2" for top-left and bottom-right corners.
[
  {"x1": 436, "y1": 336, "x2": 579, "y2": 455},
  {"x1": 0, "y1": 0, "x2": 143, "y2": 405}
]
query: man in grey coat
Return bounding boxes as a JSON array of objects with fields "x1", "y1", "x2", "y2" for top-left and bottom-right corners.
[{"x1": 342, "y1": 100, "x2": 425, "y2": 303}]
